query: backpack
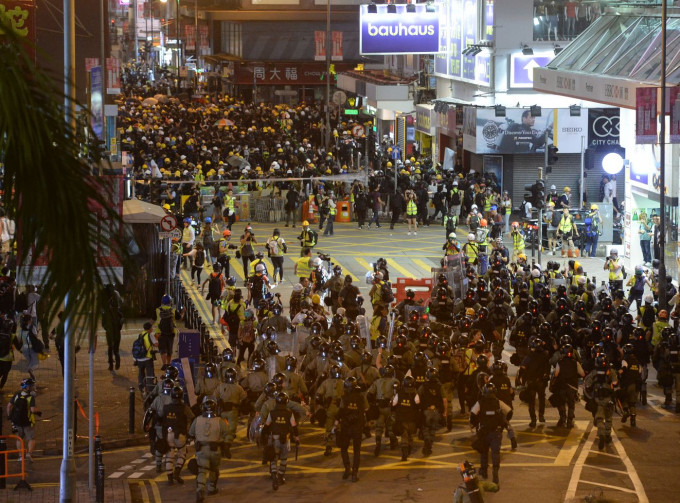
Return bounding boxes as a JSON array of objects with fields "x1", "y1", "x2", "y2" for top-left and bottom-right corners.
[
  {"x1": 15, "y1": 292, "x2": 28, "y2": 313},
  {"x1": 132, "y1": 333, "x2": 148, "y2": 360},
  {"x1": 202, "y1": 229, "x2": 214, "y2": 250},
  {"x1": 584, "y1": 217, "x2": 593, "y2": 237},
  {"x1": 223, "y1": 303, "x2": 241, "y2": 327},
  {"x1": 551, "y1": 210, "x2": 561, "y2": 228},
  {"x1": 9, "y1": 393, "x2": 31, "y2": 427},
  {"x1": 195, "y1": 250, "x2": 205, "y2": 267},
  {"x1": 238, "y1": 319, "x2": 256, "y2": 344},
  {"x1": 641, "y1": 306, "x2": 656, "y2": 328},
  {"x1": 380, "y1": 282, "x2": 395, "y2": 304},
  {"x1": 208, "y1": 273, "x2": 223, "y2": 299},
  {"x1": 451, "y1": 189, "x2": 461, "y2": 206},
  {"x1": 520, "y1": 201, "x2": 528, "y2": 219},
  {"x1": 158, "y1": 308, "x2": 174, "y2": 335},
  {"x1": 268, "y1": 238, "x2": 280, "y2": 256},
  {"x1": 0, "y1": 332, "x2": 11, "y2": 357}
]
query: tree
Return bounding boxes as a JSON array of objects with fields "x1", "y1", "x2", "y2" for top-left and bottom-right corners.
[{"x1": 0, "y1": 18, "x2": 126, "y2": 339}]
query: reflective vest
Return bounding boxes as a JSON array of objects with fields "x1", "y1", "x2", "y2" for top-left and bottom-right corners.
[
  {"x1": 218, "y1": 238, "x2": 230, "y2": 256},
  {"x1": 225, "y1": 195, "x2": 236, "y2": 212},
  {"x1": 558, "y1": 215, "x2": 574, "y2": 234},
  {"x1": 329, "y1": 204, "x2": 337, "y2": 216},
  {"x1": 296, "y1": 257, "x2": 313, "y2": 279},
  {"x1": 484, "y1": 195, "x2": 493, "y2": 212},
  {"x1": 406, "y1": 200, "x2": 418, "y2": 216},
  {"x1": 463, "y1": 242, "x2": 478, "y2": 261},
  {"x1": 511, "y1": 232, "x2": 525, "y2": 252},
  {"x1": 504, "y1": 198, "x2": 512, "y2": 215},
  {"x1": 300, "y1": 229, "x2": 316, "y2": 248},
  {"x1": 608, "y1": 257, "x2": 624, "y2": 281}
]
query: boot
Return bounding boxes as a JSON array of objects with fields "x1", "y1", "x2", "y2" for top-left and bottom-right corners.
[
  {"x1": 277, "y1": 473, "x2": 286, "y2": 485},
  {"x1": 605, "y1": 435, "x2": 612, "y2": 444},
  {"x1": 167, "y1": 473, "x2": 174, "y2": 485},
  {"x1": 598, "y1": 436, "x2": 605, "y2": 450},
  {"x1": 478, "y1": 468, "x2": 488, "y2": 479},
  {"x1": 621, "y1": 410, "x2": 629, "y2": 423},
  {"x1": 492, "y1": 467, "x2": 499, "y2": 486},
  {"x1": 389, "y1": 435, "x2": 398, "y2": 450},
  {"x1": 664, "y1": 395, "x2": 672, "y2": 406},
  {"x1": 510, "y1": 437, "x2": 518, "y2": 450},
  {"x1": 630, "y1": 415, "x2": 636, "y2": 427},
  {"x1": 556, "y1": 416, "x2": 565, "y2": 428},
  {"x1": 324, "y1": 445, "x2": 332, "y2": 456},
  {"x1": 351, "y1": 469, "x2": 359, "y2": 483},
  {"x1": 422, "y1": 440, "x2": 432, "y2": 456},
  {"x1": 271, "y1": 472, "x2": 279, "y2": 491},
  {"x1": 342, "y1": 465, "x2": 351, "y2": 480},
  {"x1": 223, "y1": 443, "x2": 232, "y2": 459},
  {"x1": 446, "y1": 416, "x2": 453, "y2": 432},
  {"x1": 640, "y1": 390, "x2": 647, "y2": 405},
  {"x1": 363, "y1": 425, "x2": 372, "y2": 439},
  {"x1": 196, "y1": 491, "x2": 205, "y2": 503},
  {"x1": 115, "y1": 354, "x2": 121, "y2": 370},
  {"x1": 529, "y1": 417, "x2": 537, "y2": 428},
  {"x1": 401, "y1": 447, "x2": 408, "y2": 461},
  {"x1": 173, "y1": 468, "x2": 184, "y2": 485},
  {"x1": 156, "y1": 461, "x2": 163, "y2": 473},
  {"x1": 538, "y1": 415, "x2": 545, "y2": 423},
  {"x1": 566, "y1": 418, "x2": 574, "y2": 429},
  {"x1": 374, "y1": 437, "x2": 381, "y2": 457}
]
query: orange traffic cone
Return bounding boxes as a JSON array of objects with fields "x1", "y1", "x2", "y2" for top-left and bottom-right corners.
[
  {"x1": 567, "y1": 249, "x2": 573, "y2": 258},
  {"x1": 574, "y1": 249, "x2": 580, "y2": 257}
]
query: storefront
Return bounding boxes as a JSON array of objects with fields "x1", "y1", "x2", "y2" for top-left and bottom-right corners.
[
  {"x1": 415, "y1": 104, "x2": 436, "y2": 160},
  {"x1": 434, "y1": 103, "x2": 462, "y2": 168}
]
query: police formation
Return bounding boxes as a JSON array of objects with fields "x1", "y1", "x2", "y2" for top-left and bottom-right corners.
[{"x1": 141, "y1": 240, "x2": 678, "y2": 502}]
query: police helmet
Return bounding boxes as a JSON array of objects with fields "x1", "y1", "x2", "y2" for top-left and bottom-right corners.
[
  {"x1": 561, "y1": 344, "x2": 574, "y2": 358},
  {"x1": 382, "y1": 365, "x2": 395, "y2": 378},
  {"x1": 222, "y1": 348, "x2": 234, "y2": 362},
  {"x1": 482, "y1": 383, "x2": 496, "y2": 397},
  {"x1": 402, "y1": 375, "x2": 416, "y2": 389},
  {"x1": 319, "y1": 342, "x2": 331, "y2": 358},
  {"x1": 377, "y1": 335, "x2": 388, "y2": 349},
  {"x1": 285, "y1": 356, "x2": 297, "y2": 372},
  {"x1": 275, "y1": 392, "x2": 289, "y2": 406},
  {"x1": 413, "y1": 351, "x2": 428, "y2": 368},
  {"x1": 224, "y1": 367, "x2": 237, "y2": 384},
  {"x1": 170, "y1": 386, "x2": 183, "y2": 402},
  {"x1": 161, "y1": 378, "x2": 174, "y2": 395},
  {"x1": 476, "y1": 354, "x2": 488, "y2": 368},
  {"x1": 426, "y1": 367, "x2": 440, "y2": 382},
  {"x1": 330, "y1": 365, "x2": 342, "y2": 379},
  {"x1": 350, "y1": 335, "x2": 361, "y2": 350},
  {"x1": 202, "y1": 398, "x2": 218, "y2": 418},
  {"x1": 251, "y1": 358, "x2": 265, "y2": 372},
  {"x1": 344, "y1": 376, "x2": 358, "y2": 392},
  {"x1": 205, "y1": 363, "x2": 217, "y2": 378},
  {"x1": 361, "y1": 352, "x2": 372, "y2": 365},
  {"x1": 266, "y1": 340, "x2": 280, "y2": 355},
  {"x1": 264, "y1": 382, "x2": 278, "y2": 398}
]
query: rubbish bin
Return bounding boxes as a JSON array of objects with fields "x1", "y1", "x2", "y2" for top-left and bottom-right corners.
[{"x1": 337, "y1": 201, "x2": 351, "y2": 223}]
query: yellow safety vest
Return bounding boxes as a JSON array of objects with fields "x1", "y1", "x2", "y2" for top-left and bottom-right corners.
[
  {"x1": 406, "y1": 200, "x2": 417, "y2": 216},
  {"x1": 608, "y1": 258, "x2": 624, "y2": 281},
  {"x1": 268, "y1": 237, "x2": 284, "y2": 257},
  {"x1": 329, "y1": 205, "x2": 337, "y2": 216},
  {"x1": 512, "y1": 232, "x2": 525, "y2": 252},
  {"x1": 463, "y1": 242, "x2": 478, "y2": 261},
  {"x1": 558, "y1": 216, "x2": 573, "y2": 234},
  {"x1": 296, "y1": 257, "x2": 313, "y2": 278},
  {"x1": 225, "y1": 195, "x2": 235, "y2": 212},
  {"x1": 504, "y1": 199, "x2": 511, "y2": 215},
  {"x1": 484, "y1": 195, "x2": 493, "y2": 212}
]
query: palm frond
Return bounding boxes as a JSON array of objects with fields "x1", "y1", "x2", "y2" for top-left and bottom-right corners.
[{"x1": 0, "y1": 19, "x2": 128, "y2": 341}]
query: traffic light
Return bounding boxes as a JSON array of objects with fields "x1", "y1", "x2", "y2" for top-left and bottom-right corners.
[
  {"x1": 533, "y1": 180, "x2": 546, "y2": 209},
  {"x1": 547, "y1": 145, "x2": 559, "y2": 165},
  {"x1": 524, "y1": 183, "x2": 534, "y2": 206}
]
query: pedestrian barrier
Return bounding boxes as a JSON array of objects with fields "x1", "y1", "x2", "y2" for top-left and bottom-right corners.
[
  {"x1": 252, "y1": 197, "x2": 285, "y2": 223},
  {"x1": 393, "y1": 277, "x2": 433, "y2": 305},
  {"x1": 336, "y1": 201, "x2": 351, "y2": 223},
  {"x1": 0, "y1": 435, "x2": 32, "y2": 491}
]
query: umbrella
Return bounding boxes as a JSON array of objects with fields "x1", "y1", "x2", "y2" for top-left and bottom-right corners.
[
  {"x1": 153, "y1": 94, "x2": 169, "y2": 104},
  {"x1": 226, "y1": 155, "x2": 247, "y2": 167},
  {"x1": 214, "y1": 118, "x2": 235, "y2": 127},
  {"x1": 142, "y1": 97, "x2": 158, "y2": 107}
]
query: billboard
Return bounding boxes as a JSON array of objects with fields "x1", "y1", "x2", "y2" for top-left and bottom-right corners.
[{"x1": 359, "y1": 4, "x2": 441, "y2": 55}]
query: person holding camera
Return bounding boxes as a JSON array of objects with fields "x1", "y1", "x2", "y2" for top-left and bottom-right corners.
[
  {"x1": 604, "y1": 249, "x2": 624, "y2": 292},
  {"x1": 557, "y1": 209, "x2": 579, "y2": 257},
  {"x1": 239, "y1": 225, "x2": 257, "y2": 274}
]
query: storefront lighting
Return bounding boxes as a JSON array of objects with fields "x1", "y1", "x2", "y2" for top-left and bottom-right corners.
[
  {"x1": 426, "y1": 1, "x2": 436, "y2": 13},
  {"x1": 602, "y1": 152, "x2": 624, "y2": 175},
  {"x1": 494, "y1": 105, "x2": 506, "y2": 117},
  {"x1": 387, "y1": 2, "x2": 397, "y2": 13},
  {"x1": 367, "y1": 2, "x2": 377, "y2": 14},
  {"x1": 530, "y1": 105, "x2": 541, "y2": 117},
  {"x1": 569, "y1": 105, "x2": 581, "y2": 117},
  {"x1": 522, "y1": 44, "x2": 533, "y2": 56}
]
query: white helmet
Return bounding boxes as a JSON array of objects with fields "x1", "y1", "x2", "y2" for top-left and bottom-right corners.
[
  {"x1": 531, "y1": 269, "x2": 540, "y2": 278},
  {"x1": 310, "y1": 257, "x2": 322, "y2": 268},
  {"x1": 471, "y1": 204, "x2": 478, "y2": 210},
  {"x1": 448, "y1": 232, "x2": 456, "y2": 239},
  {"x1": 255, "y1": 263, "x2": 266, "y2": 274},
  {"x1": 550, "y1": 184, "x2": 556, "y2": 190},
  {"x1": 468, "y1": 233, "x2": 476, "y2": 241},
  {"x1": 374, "y1": 271, "x2": 384, "y2": 281}
]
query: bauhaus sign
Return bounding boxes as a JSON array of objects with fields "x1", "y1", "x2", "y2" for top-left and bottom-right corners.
[{"x1": 360, "y1": 4, "x2": 440, "y2": 55}]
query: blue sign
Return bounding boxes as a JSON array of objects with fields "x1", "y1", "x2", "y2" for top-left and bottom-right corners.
[
  {"x1": 90, "y1": 66, "x2": 104, "y2": 140},
  {"x1": 510, "y1": 53, "x2": 553, "y2": 88},
  {"x1": 360, "y1": 4, "x2": 441, "y2": 55}
]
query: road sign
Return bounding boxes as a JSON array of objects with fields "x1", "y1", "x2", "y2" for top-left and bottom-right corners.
[
  {"x1": 160, "y1": 214, "x2": 177, "y2": 232},
  {"x1": 332, "y1": 90, "x2": 347, "y2": 106},
  {"x1": 352, "y1": 125, "x2": 365, "y2": 137},
  {"x1": 159, "y1": 228, "x2": 182, "y2": 240}
]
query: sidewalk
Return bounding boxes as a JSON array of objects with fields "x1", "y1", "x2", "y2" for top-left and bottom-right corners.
[
  {"x1": 1, "y1": 479, "x2": 131, "y2": 503},
  {"x1": 1, "y1": 319, "x2": 160, "y2": 456}
]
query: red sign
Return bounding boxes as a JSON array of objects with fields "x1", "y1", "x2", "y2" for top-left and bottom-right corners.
[
  {"x1": 185, "y1": 25, "x2": 195, "y2": 51},
  {"x1": 0, "y1": 0, "x2": 36, "y2": 61},
  {"x1": 636, "y1": 87, "x2": 657, "y2": 144},
  {"x1": 331, "y1": 31, "x2": 343, "y2": 61},
  {"x1": 85, "y1": 57, "x2": 100, "y2": 73},
  {"x1": 670, "y1": 87, "x2": 680, "y2": 144},
  {"x1": 314, "y1": 31, "x2": 343, "y2": 61},
  {"x1": 199, "y1": 25, "x2": 209, "y2": 50},
  {"x1": 234, "y1": 62, "x2": 352, "y2": 86},
  {"x1": 106, "y1": 57, "x2": 121, "y2": 94}
]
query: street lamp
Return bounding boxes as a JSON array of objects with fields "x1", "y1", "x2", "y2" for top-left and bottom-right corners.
[{"x1": 325, "y1": 0, "x2": 332, "y2": 151}]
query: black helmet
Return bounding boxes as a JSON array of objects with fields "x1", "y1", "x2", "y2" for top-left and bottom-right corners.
[
  {"x1": 478, "y1": 307, "x2": 489, "y2": 320},
  {"x1": 492, "y1": 360, "x2": 506, "y2": 375},
  {"x1": 438, "y1": 273, "x2": 447, "y2": 283},
  {"x1": 413, "y1": 351, "x2": 428, "y2": 368},
  {"x1": 344, "y1": 376, "x2": 358, "y2": 392},
  {"x1": 556, "y1": 298, "x2": 568, "y2": 312},
  {"x1": 332, "y1": 313, "x2": 344, "y2": 326},
  {"x1": 205, "y1": 362, "x2": 217, "y2": 378},
  {"x1": 202, "y1": 398, "x2": 217, "y2": 418},
  {"x1": 633, "y1": 327, "x2": 646, "y2": 341},
  {"x1": 377, "y1": 335, "x2": 388, "y2": 349},
  {"x1": 319, "y1": 342, "x2": 331, "y2": 357},
  {"x1": 559, "y1": 334, "x2": 573, "y2": 347},
  {"x1": 457, "y1": 335, "x2": 470, "y2": 348},
  {"x1": 170, "y1": 386, "x2": 183, "y2": 402},
  {"x1": 602, "y1": 327, "x2": 614, "y2": 342},
  {"x1": 163, "y1": 366, "x2": 179, "y2": 381},
  {"x1": 332, "y1": 347, "x2": 344, "y2": 362},
  {"x1": 251, "y1": 358, "x2": 265, "y2": 372},
  {"x1": 224, "y1": 367, "x2": 237, "y2": 384},
  {"x1": 595, "y1": 354, "x2": 609, "y2": 370},
  {"x1": 273, "y1": 372, "x2": 286, "y2": 390},
  {"x1": 162, "y1": 378, "x2": 174, "y2": 395},
  {"x1": 622, "y1": 343, "x2": 635, "y2": 356},
  {"x1": 426, "y1": 367, "x2": 440, "y2": 382},
  {"x1": 402, "y1": 375, "x2": 416, "y2": 389},
  {"x1": 264, "y1": 381, "x2": 278, "y2": 398},
  {"x1": 350, "y1": 335, "x2": 361, "y2": 350},
  {"x1": 561, "y1": 344, "x2": 574, "y2": 358},
  {"x1": 421, "y1": 326, "x2": 433, "y2": 340},
  {"x1": 574, "y1": 300, "x2": 586, "y2": 313},
  {"x1": 560, "y1": 313, "x2": 573, "y2": 327},
  {"x1": 482, "y1": 382, "x2": 496, "y2": 397},
  {"x1": 476, "y1": 354, "x2": 488, "y2": 368},
  {"x1": 272, "y1": 304, "x2": 282, "y2": 316},
  {"x1": 529, "y1": 336, "x2": 541, "y2": 351},
  {"x1": 311, "y1": 321, "x2": 323, "y2": 335},
  {"x1": 406, "y1": 289, "x2": 415, "y2": 299},
  {"x1": 539, "y1": 322, "x2": 552, "y2": 338},
  {"x1": 361, "y1": 352, "x2": 372, "y2": 365},
  {"x1": 556, "y1": 284, "x2": 567, "y2": 297},
  {"x1": 285, "y1": 356, "x2": 297, "y2": 371},
  {"x1": 382, "y1": 364, "x2": 395, "y2": 378},
  {"x1": 266, "y1": 340, "x2": 280, "y2": 355},
  {"x1": 222, "y1": 348, "x2": 234, "y2": 362},
  {"x1": 275, "y1": 392, "x2": 289, "y2": 406},
  {"x1": 437, "y1": 341, "x2": 451, "y2": 356},
  {"x1": 330, "y1": 365, "x2": 342, "y2": 379},
  {"x1": 345, "y1": 323, "x2": 358, "y2": 335},
  {"x1": 396, "y1": 334, "x2": 408, "y2": 348},
  {"x1": 310, "y1": 336, "x2": 322, "y2": 349},
  {"x1": 591, "y1": 320, "x2": 602, "y2": 335},
  {"x1": 427, "y1": 334, "x2": 440, "y2": 351}
]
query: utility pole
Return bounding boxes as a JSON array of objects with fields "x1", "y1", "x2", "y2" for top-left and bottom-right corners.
[
  {"x1": 659, "y1": 0, "x2": 668, "y2": 309},
  {"x1": 60, "y1": 2, "x2": 77, "y2": 498},
  {"x1": 324, "y1": 0, "x2": 331, "y2": 151}
]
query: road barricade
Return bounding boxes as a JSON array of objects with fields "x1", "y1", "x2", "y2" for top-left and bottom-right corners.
[
  {"x1": 0, "y1": 435, "x2": 31, "y2": 491},
  {"x1": 394, "y1": 277, "x2": 433, "y2": 305}
]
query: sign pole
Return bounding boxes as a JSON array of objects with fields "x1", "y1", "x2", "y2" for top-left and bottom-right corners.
[
  {"x1": 167, "y1": 237, "x2": 172, "y2": 294},
  {"x1": 659, "y1": 0, "x2": 668, "y2": 310}
]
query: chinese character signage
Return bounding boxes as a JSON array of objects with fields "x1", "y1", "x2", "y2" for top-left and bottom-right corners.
[
  {"x1": 314, "y1": 30, "x2": 343, "y2": 61},
  {"x1": 234, "y1": 62, "x2": 352, "y2": 86},
  {"x1": 670, "y1": 87, "x2": 680, "y2": 144},
  {"x1": 185, "y1": 25, "x2": 195, "y2": 51},
  {"x1": 416, "y1": 105, "x2": 435, "y2": 134},
  {"x1": 0, "y1": 0, "x2": 36, "y2": 61},
  {"x1": 199, "y1": 25, "x2": 209, "y2": 50},
  {"x1": 636, "y1": 87, "x2": 657, "y2": 144},
  {"x1": 107, "y1": 57, "x2": 121, "y2": 95},
  {"x1": 359, "y1": 3, "x2": 441, "y2": 55}
]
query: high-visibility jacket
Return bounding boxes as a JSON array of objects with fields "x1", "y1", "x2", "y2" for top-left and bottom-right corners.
[
  {"x1": 484, "y1": 195, "x2": 493, "y2": 212},
  {"x1": 558, "y1": 215, "x2": 574, "y2": 234},
  {"x1": 511, "y1": 232, "x2": 525, "y2": 252},
  {"x1": 296, "y1": 257, "x2": 313, "y2": 279},
  {"x1": 225, "y1": 195, "x2": 236, "y2": 213},
  {"x1": 406, "y1": 200, "x2": 418, "y2": 216},
  {"x1": 608, "y1": 257, "x2": 624, "y2": 281},
  {"x1": 463, "y1": 242, "x2": 478, "y2": 262}
]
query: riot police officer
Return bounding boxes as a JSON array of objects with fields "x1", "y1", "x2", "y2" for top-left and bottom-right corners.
[
  {"x1": 195, "y1": 363, "x2": 221, "y2": 405},
  {"x1": 367, "y1": 364, "x2": 399, "y2": 456},
  {"x1": 552, "y1": 344, "x2": 585, "y2": 428},
  {"x1": 316, "y1": 364, "x2": 345, "y2": 456},
  {"x1": 619, "y1": 343, "x2": 642, "y2": 426},
  {"x1": 149, "y1": 378, "x2": 175, "y2": 472},
  {"x1": 189, "y1": 398, "x2": 228, "y2": 502},
  {"x1": 334, "y1": 377, "x2": 369, "y2": 482},
  {"x1": 216, "y1": 368, "x2": 246, "y2": 458},
  {"x1": 519, "y1": 337, "x2": 551, "y2": 427},
  {"x1": 584, "y1": 355, "x2": 618, "y2": 450},
  {"x1": 281, "y1": 356, "x2": 309, "y2": 403},
  {"x1": 159, "y1": 386, "x2": 194, "y2": 485},
  {"x1": 392, "y1": 375, "x2": 421, "y2": 461},
  {"x1": 264, "y1": 392, "x2": 298, "y2": 490},
  {"x1": 418, "y1": 368, "x2": 445, "y2": 456}
]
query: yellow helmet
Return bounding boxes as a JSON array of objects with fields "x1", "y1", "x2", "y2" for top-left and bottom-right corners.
[
  {"x1": 302, "y1": 220, "x2": 309, "y2": 226},
  {"x1": 564, "y1": 186, "x2": 571, "y2": 192},
  {"x1": 386, "y1": 162, "x2": 393, "y2": 167},
  {"x1": 548, "y1": 201, "x2": 555, "y2": 207},
  {"x1": 518, "y1": 253, "x2": 527, "y2": 261},
  {"x1": 312, "y1": 294, "x2": 321, "y2": 305},
  {"x1": 590, "y1": 204, "x2": 599, "y2": 210}
]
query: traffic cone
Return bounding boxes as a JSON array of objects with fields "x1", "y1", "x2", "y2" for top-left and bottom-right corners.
[
  {"x1": 567, "y1": 249, "x2": 573, "y2": 258},
  {"x1": 574, "y1": 249, "x2": 580, "y2": 257}
]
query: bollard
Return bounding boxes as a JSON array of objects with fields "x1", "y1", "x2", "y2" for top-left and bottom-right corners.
[
  {"x1": 95, "y1": 435, "x2": 105, "y2": 503},
  {"x1": 129, "y1": 387, "x2": 135, "y2": 434},
  {"x1": 0, "y1": 438, "x2": 6, "y2": 489}
]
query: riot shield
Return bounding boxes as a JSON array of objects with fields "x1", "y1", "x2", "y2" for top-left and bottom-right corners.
[{"x1": 356, "y1": 314, "x2": 371, "y2": 349}]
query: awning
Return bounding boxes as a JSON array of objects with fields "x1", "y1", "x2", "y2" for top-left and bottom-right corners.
[
  {"x1": 533, "y1": 11, "x2": 680, "y2": 108},
  {"x1": 203, "y1": 53, "x2": 244, "y2": 64},
  {"x1": 123, "y1": 199, "x2": 166, "y2": 224}
]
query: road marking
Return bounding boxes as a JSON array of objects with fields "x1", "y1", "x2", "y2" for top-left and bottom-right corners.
[
  {"x1": 554, "y1": 420, "x2": 588, "y2": 466},
  {"x1": 323, "y1": 255, "x2": 360, "y2": 282},
  {"x1": 108, "y1": 471, "x2": 124, "y2": 479},
  {"x1": 579, "y1": 480, "x2": 637, "y2": 494},
  {"x1": 354, "y1": 257, "x2": 373, "y2": 275},
  {"x1": 131, "y1": 458, "x2": 146, "y2": 464},
  {"x1": 141, "y1": 464, "x2": 156, "y2": 471},
  {"x1": 582, "y1": 464, "x2": 628, "y2": 475},
  {"x1": 565, "y1": 425, "x2": 597, "y2": 500},
  {"x1": 149, "y1": 480, "x2": 162, "y2": 503},
  {"x1": 610, "y1": 429, "x2": 649, "y2": 502},
  {"x1": 129, "y1": 472, "x2": 145, "y2": 479},
  {"x1": 413, "y1": 259, "x2": 435, "y2": 276},
  {"x1": 646, "y1": 397, "x2": 674, "y2": 417},
  {"x1": 386, "y1": 258, "x2": 418, "y2": 279}
]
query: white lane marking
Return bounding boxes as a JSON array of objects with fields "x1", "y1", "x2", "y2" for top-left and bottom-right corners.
[
  {"x1": 128, "y1": 472, "x2": 144, "y2": 479},
  {"x1": 140, "y1": 465, "x2": 156, "y2": 471},
  {"x1": 579, "y1": 480, "x2": 638, "y2": 494},
  {"x1": 611, "y1": 429, "x2": 649, "y2": 502},
  {"x1": 142, "y1": 452, "x2": 153, "y2": 458},
  {"x1": 131, "y1": 458, "x2": 146, "y2": 464},
  {"x1": 565, "y1": 425, "x2": 597, "y2": 500},
  {"x1": 118, "y1": 465, "x2": 134, "y2": 471},
  {"x1": 646, "y1": 398, "x2": 674, "y2": 417},
  {"x1": 582, "y1": 463, "x2": 628, "y2": 475},
  {"x1": 108, "y1": 472, "x2": 124, "y2": 479}
]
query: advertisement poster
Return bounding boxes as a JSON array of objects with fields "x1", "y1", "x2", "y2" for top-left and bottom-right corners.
[
  {"x1": 90, "y1": 66, "x2": 104, "y2": 141},
  {"x1": 462, "y1": 0, "x2": 478, "y2": 80},
  {"x1": 669, "y1": 87, "x2": 680, "y2": 144},
  {"x1": 448, "y1": 0, "x2": 463, "y2": 77},
  {"x1": 588, "y1": 107, "x2": 620, "y2": 147},
  {"x1": 359, "y1": 4, "x2": 440, "y2": 55},
  {"x1": 635, "y1": 87, "x2": 657, "y2": 144},
  {"x1": 0, "y1": 0, "x2": 36, "y2": 61},
  {"x1": 475, "y1": 107, "x2": 552, "y2": 154}
]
